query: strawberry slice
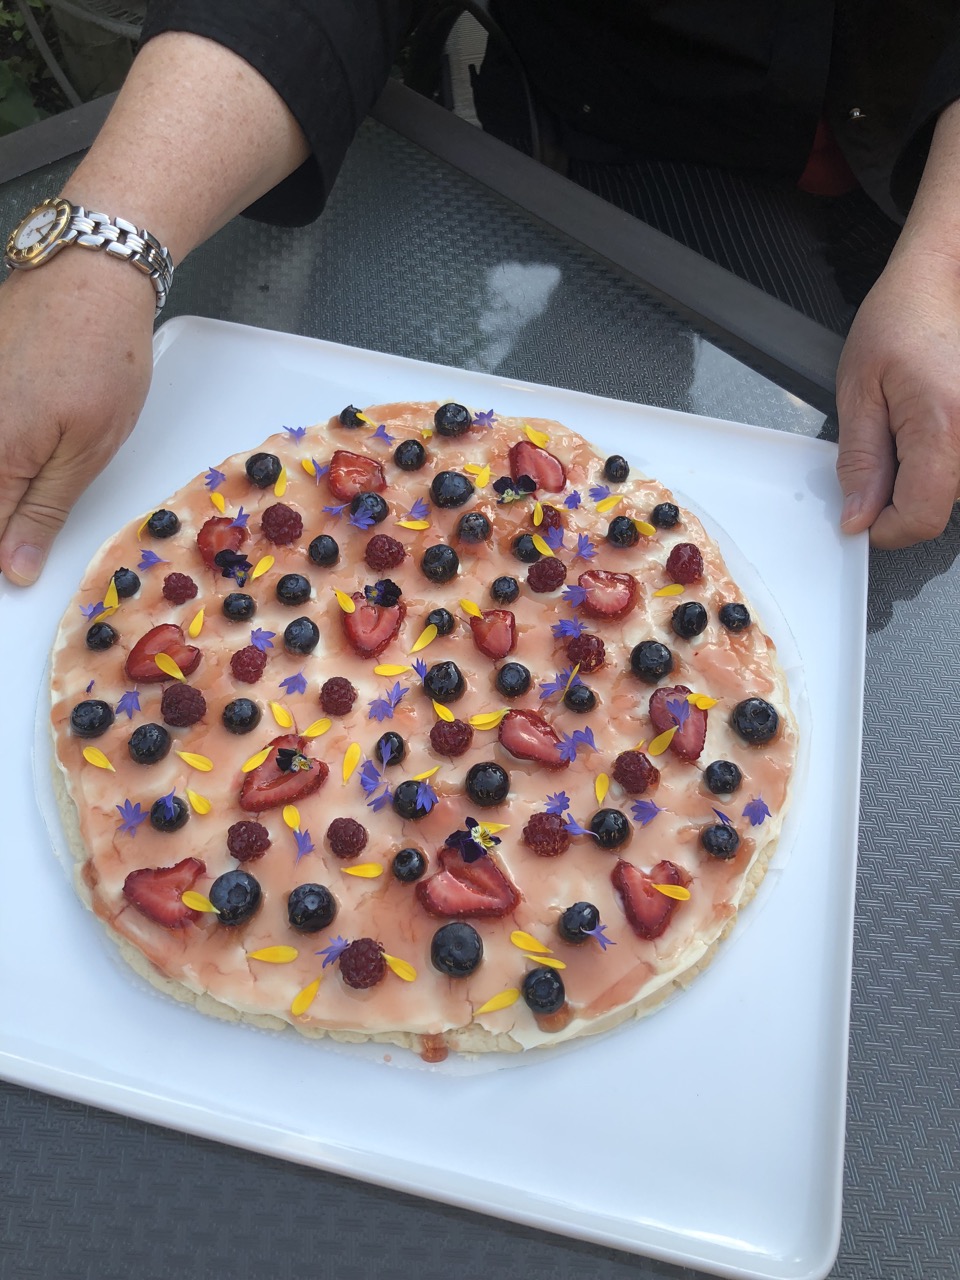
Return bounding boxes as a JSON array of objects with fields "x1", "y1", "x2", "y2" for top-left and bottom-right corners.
[
  {"x1": 197, "y1": 516, "x2": 248, "y2": 570},
  {"x1": 577, "y1": 569, "x2": 638, "y2": 621},
  {"x1": 612, "y1": 858, "x2": 691, "y2": 940},
  {"x1": 416, "y1": 847, "x2": 520, "y2": 918},
  {"x1": 125, "y1": 623, "x2": 202, "y2": 683},
  {"x1": 498, "y1": 708, "x2": 569, "y2": 770},
  {"x1": 239, "y1": 734, "x2": 329, "y2": 812},
  {"x1": 470, "y1": 609, "x2": 516, "y2": 660},
  {"x1": 649, "y1": 684, "x2": 707, "y2": 762},
  {"x1": 341, "y1": 593, "x2": 406, "y2": 658},
  {"x1": 327, "y1": 449, "x2": 387, "y2": 501},
  {"x1": 123, "y1": 857, "x2": 206, "y2": 929},
  {"x1": 508, "y1": 440, "x2": 566, "y2": 492}
]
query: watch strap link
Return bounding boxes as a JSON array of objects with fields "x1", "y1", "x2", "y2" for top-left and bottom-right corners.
[{"x1": 65, "y1": 206, "x2": 174, "y2": 312}]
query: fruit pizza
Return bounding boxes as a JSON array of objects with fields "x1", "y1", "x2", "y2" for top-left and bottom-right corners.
[{"x1": 50, "y1": 401, "x2": 797, "y2": 1060}]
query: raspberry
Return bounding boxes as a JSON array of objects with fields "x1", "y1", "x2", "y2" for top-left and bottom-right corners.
[
  {"x1": 161, "y1": 572, "x2": 198, "y2": 604},
  {"x1": 320, "y1": 676, "x2": 357, "y2": 715},
  {"x1": 566, "y1": 632, "x2": 605, "y2": 673},
  {"x1": 365, "y1": 534, "x2": 405, "y2": 571},
  {"x1": 612, "y1": 750, "x2": 660, "y2": 795},
  {"x1": 522, "y1": 811, "x2": 571, "y2": 856},
  {"x1": 230, "y1": 645, "x2": 267, "y2": 683},
  {"x1": 429, "y1": 718, "x2": 474, "y2": 757},
  {"x1": 339, "y1": 937, "x2": 386, "y2": 989},
  {"x1": 538, "y1": 504, "x2": 563, "y2": 533},
  {"x1": 665, "y1": 542, "x2": 704, "y2": 585},
  {"x1": 160, "y1": 683, "x2": 207, "y2": 727},
  {"x1": 226, "y1": 820, "x2": 271, "y2": 861},
  {"x1": 260, "y1": 502, "x2": 303, "y2": 545},
  {"x1": 327, "y1": 817, "x2": 368, "y2": 858},
  {"x1": 527, "y1": 557, "x2": 567, "y2": 593}
]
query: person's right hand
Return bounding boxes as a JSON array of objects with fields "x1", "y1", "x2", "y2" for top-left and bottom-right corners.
[{"x1": 0, "y1": 249, "x2": 155, "y2": 586}]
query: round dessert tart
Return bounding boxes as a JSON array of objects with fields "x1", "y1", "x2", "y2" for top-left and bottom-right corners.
[{"x1": 50, "y1": 400, "x2": 797, "y2": 1061}]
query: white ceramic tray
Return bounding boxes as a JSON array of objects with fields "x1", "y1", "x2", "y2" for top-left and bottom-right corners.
[{"x1": 0, "y1": 317, "x2": 866, "y2": 1280}]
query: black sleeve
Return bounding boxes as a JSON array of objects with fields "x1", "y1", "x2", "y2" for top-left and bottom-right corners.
[
  {"x1": 891, "y1": 38, "x2": 960, "y2": 213},
  {"x1": 140, "y1": 0, "x2": 415, "y2": 224}
]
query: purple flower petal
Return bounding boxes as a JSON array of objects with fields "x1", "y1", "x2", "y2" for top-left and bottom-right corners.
[
  {"x1": 585, "y1": 921, "x2": 616, "y2": 950},
  {"x1": 544, "y1": 791, "x2": 570, "y2": 816},
  {"x1": 230, "y1": 506, "x2": 250, "y2": 528},
  {"x1": 631, "y1": 799, "x2": 663, "y2": 827},
  {"x1": 371, "y1": 423, "x2": 395, "y2": 445},
  {"x1": 349, "y1": 507, "x2": 376, "y2": 532},
  {"x1": 80, "y1": 600, "x2": 105, "y2": 620},
  {"x1": 743, "y1": 796, "x2": 772, "y2": 827},
  {"x1": 284, "y1": 425, "x2": 307, "y2": 442},
  {"x1": 279, "y1": 671, "x2": 308, "y2": 697},
  {"x1": 563, "y1": 491, "x2": 582, "y2": 510},
  {"x1": 406, "y1": 497, "x2": 430, "y2": 521},
  {"x1": 204, "y1": 467, "x2": 226, "y2": 491},
  {"x1": 473, "y1": 409, "x2": 497, "y2": 429},
  {"x1": 323, "y1": 503, "x2": 348, "y2": 518},
  {"x1": 551, "y1": 616, "x2": 585, "y2": 640},
  {"x1": 665, "y1": 697, "x2": 690, "y2": 729},
  {"x1": 412, "y1": 658, "x2": 428, "y2": 681},
  {"x1": 544, "y1": 525, "x2": 565, "y2": 551},
  {"x1": 588, "y1": 484, "x2": 612, "y2": 503},
  {"x1": 294, "y1": 827, "x2": 314, "y2": 863},
  {"x1": 359, "y1": 760, "x2": 382, "y2": 795},
  {"x1": 561, "y1": 584, "x2": 588, "y2": 608},
  {"x1": 367, "y1": 787, "x2": 394, "y2": 813},
  {"x1": 564, "y1": 814, "x2": 594, "y2": 837},
  {"x1": 115, "y1": 689, "x2": 141, "y2": 720},
  {"x1": 84, "y1": 679, "x2": 95, "y2": 694},
  {"x1": 416, "y1": 780, "x2": 438, "y2": 813},
  {"x1": 115, "y1": 799, "x2": 148, "y2": 837},
  {"x1": 311, "y1": 457, "x2": 328, "y2": 484},
  {"x1": 573, "y1": 533, "x2": 597, "y2": 562},
  {"x1": 712, "y1": 807, "x2": 733, "y2": 826},
  {"x1": 158, "y1": 789, "x2": 177, "y2": 822},
  {"x1": 317, "y1": 935, "x2": 350, "y2": 968},
  {"x1": 137, "y1": 549, "x2": 167, "y2": 572},
  {"x1": 250, "y1": 628, "x2": 276, "y2": 652}
]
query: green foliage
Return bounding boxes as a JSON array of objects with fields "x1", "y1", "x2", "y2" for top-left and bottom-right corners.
[{"x1": 0, "y1": 1, "x2": 69, "y2": 133}]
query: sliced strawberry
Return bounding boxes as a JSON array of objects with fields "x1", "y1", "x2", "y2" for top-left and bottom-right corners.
[
  {"x1": 239, "y1": 734, "x2": 329, "y2": 812},
  {"x1": 649, "y1": 685, "x2": 707, "y2": 762},
  {"x1": 327, "y1": 449, "x2": 387, "y2": 501},
  {"x1": 508, "y1": 440, "x2": 566, "y2": 492},
  {"x1": 498, "y1": 708, "x2": 569, "y2": 770},
  {"x1": 416, "y1": 847, "x2": 520, "y2": 918},
  {"x1": 470, "y1": 609, "x2": 516, "y2": 660},
  {"x1": 577, "y1": 569, "x2": 638, "y2": 621},
  {"x1": 341, "y1": 594, "x2": 405, "y2": 658},
  {"x1": 124, "y1": 623, "x2": 202, "y2": 684},
  {"x1": 123, "y1": 857, "x2": 206, "y2": 929},
  {"x1": 197, "y1": 516, "x2": 248, "y2": 570},
  {"x1": 612, "y1": 858, "x2": 691, "y2": 940}
]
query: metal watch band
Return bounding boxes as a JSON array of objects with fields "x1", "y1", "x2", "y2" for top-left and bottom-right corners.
[{"x1": 60, "y1": 205, "x2": 175, "y2": 312}]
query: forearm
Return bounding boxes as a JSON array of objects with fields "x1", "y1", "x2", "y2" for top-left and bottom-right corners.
[
  {"x1": 889, "y1": 98, "x2": 960, "y2": 262},
  {"x1": 61, "y1": 31, "x2": 310, "y2": 265}
]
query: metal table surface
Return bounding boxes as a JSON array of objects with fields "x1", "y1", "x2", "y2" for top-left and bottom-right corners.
[{"x1": 0, "y1": 87, "x2": 957, "y2": 1280}]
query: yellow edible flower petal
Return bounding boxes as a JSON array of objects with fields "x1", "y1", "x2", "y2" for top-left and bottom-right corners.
[
  {"x1": 181, "y1": 891, "x2": 217, "y2": 913},
  {"x1": 473, "y1": 463, "x2": 490, "y2": 488},
  {"x1": 250, "y1": 555, "x2": 274, "y2": 581},
  {"x1": 154, "y1": 652, "x2": 185, "y2": 681},
  {"x1": 532, "y1": 500, "x2": 543, "y2": 526},
  {"x1": 524, "y1": 954, "x2": 566, "y2": 970},
  {"x1": 412, "y1": 766, "x2": 440, "y2": 781},
  {"x1": 342, "y1": 863, "x2": 383, "y2": 878},
  {"x1": 301, "y1": 457, "x2": 317, "y2": 477},
  {"x1": 334, "y1": 588, "x2": 356, "y2": 613},
  {"x1": 468, "y1": 709, "x2": 509, "y2": 730},
  {"x1": 241, "y1": 746, "x2": 272, "y2": 773},
  {"x1": 409, "y1": 624, "x2": 438, "y2": 653},
  {"x1": 595, "y1": 772, "x2": 610, "y2": 805},
  {"x1": 291, "y1": 977, "x2": 321, "y2": 1016},
  {"x1": 303, "y1": 718, "x2": 331, "y2": 738},
  {"x1": 82, "y1": 746, "x2": 114, "y2": 772},
  {"x1": 273, "y1": 468, "x2": 287, "y2": 497},
  {"x1": 647, "y1": 726, "x2": 678, "y2": 756},
  {"x1": 482, "y1": 822, "x2": 509, "y2": 834},
  {"x1": 342, "y1": 742, "x2": 361, "y2": 782},
  {"x1": 209, "y1": 491, "x2": 225, "y2": 514},
  {"x1": 531, "y1": 534, "x2": 554, "y2": 557},
  {"x1": 510, "y1": 930, "x2": 552, "y2": 955},
  {"x1": 653, "y1": 883, "x2": 692, "y2": 901},
  {"x1": 459, "y1": 598, "x2": 483, "y2": 618},
  {"x1": 397, "y1": 519, "x2": 430, "y2": 530},
  {"x1": 283, "y1": 804, "x2": 301, "y2": 829},
  {"x1": 269, "y1": 701, "x2": 294, "y2": 729},
  {"x1": 688, "y1": 693, "x2": 719, "y2": 710},
  {"x1": 356, "y1": 411, "x2": 375, "y2": 427},
  {"x1": 374, "y1": 664, "x2": 411, "y2": 676},
  {"x1": 633, "y1": 519, "x2": 656, "y2": 537},
  {"x1": 475, "y1": 988, "x2": 520, "y2": 1016},
  {"x1": 187, "y1": 607, "x2": 204, "y2": 638},
  {"x1": 186, "y1": 788, "x2": 211, "y2": 815},
  {"x1": 248, "y1": 946, "x2": 299, "y2": 963},
  {"x1": 103, "y1": 577, "x2": 119, "y2": 611},
  {"x1": 596, "y1": 493, "x2": 624, "y2": 514},
  {"x1": 383, "y1": 954, "x2": 417, "y2": 982},
  {"x1": 524, "y1": 424, "x2": 550, "y2": 447},
  {"x1": 432, "y1": 700, "x2": 455, "y2": 722},
  {"x1": 653, "y1": 583, "x2": 685, "y2": 597},
  {"x1": 176, "y1": 750, "x2": 213, "y2": 772}
]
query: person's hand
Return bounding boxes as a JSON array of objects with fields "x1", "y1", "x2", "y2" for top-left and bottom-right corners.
[
  {"x1": 836, "y1": 244, "x2": 960, "y2": 549},
  {"x1": 0, "y1": 251, "x2": 155, "y2": 585}
]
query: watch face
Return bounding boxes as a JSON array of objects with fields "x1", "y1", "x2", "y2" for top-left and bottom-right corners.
[
  {"x1": 6, "y1": 199, "x2": 72, "y2": 267},
  {"x1": 14, "y1": 205, "x2": 58, "y2": 251}
]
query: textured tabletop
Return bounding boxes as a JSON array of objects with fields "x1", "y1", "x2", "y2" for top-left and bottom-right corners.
[{"x1": 1, "y1": 120, "x2": 957, "y2": 1280}]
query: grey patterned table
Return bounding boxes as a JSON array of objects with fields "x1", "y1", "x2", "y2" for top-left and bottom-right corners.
[{"x1": 1, "y1": 86, "x2": 957, "y2": 1280}]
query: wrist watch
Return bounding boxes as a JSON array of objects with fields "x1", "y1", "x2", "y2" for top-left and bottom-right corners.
[{"x1": 4, "y1": 197, "x2": 175, "y2": 312}]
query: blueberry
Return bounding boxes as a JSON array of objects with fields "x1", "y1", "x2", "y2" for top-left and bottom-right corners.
[
  {"x1": 85, "y1": 622, "x2": 118, "y2": 651},
  {"x1": 431, "y1": 922, "x2": 483, "y2": 976},
  {"x1": 392, "y1": 847, "x2": 426, "y2": 882},
  {"x1": 606, "y1": 515, "x2": 639, "y2": 548},
  {"x1": 222, "y1": 698, "x2": 261, "y2": 735},
  {"x1": 522, "y1": 966, "x2": 566, "y2": 1015},
  {"x1": 287, "y1": 883, "x2": 337, "y2": 932},
  {"x1": 128, "y1": 723, "x2": 171, "y2": 765},
  {"x1": 731, "y1": 698, "x2": 780, "y2": 745},
  {"x1": 700, "y1": 824, "x2": 741, "y2": 859},
  {"x1": 512, "y1": 534, "x2": 541, "y2": 563},
  {"x1": 423, "y1": 660, "x2": 465, "y2": 703},
  {"x1": 558, "y1": 901, "x2": 600, "y2": 944},
  {"x1": 276, "y1": 573, "x2": 311, "y2": 606},
  {"x1": 375, "y1": 731, "x2": 405, "y2": 767},
  {"x1": 465, "y1": 761, "x2": 510, "y2": 807},
  {"x1": 392, "y1": 780, "x2": 432, "y2": 820},
  {"x1": 350, "y1": 491, "x2": 388, "y2": 525},
  {"x1": 589, "y1": 808, "x2": 631, "y2": 849},
  {"x1": 209, "y1": 869, "x2": 262, "y2": 925},
  {"x1": 456, "y1": 511, "x2": 491, "y2": 543},
  {"x1": 222, "y1": 592, "x2": 256, "y2": 622},
  {"x1": 629, "y1": 640, "x2": 674, "y2": 683},
  {"x1": 704, "y1": 760, "x2": 743, "y2": 795},
  {"x1": 146, "y1": 508, "x2": 180, "y2": 538},
  {"x1": 672, "y1": 601, "x2": 708, "y2": 639},
  {"x1": 425, "y1": 607, "x2": 454, "y2": 636},
  {"x1": 150, "y1": 794, "x2": 189, "y2": 832},
  {"x1": 70, "y1": 700, "x2": 114, "y2": 738},
  {"x1": 603, "y1": 455, "x2": 630, "y2": 483},
  {"x1": 308, "y1": 534, "x2": 339, "y2": 568},
  {"x1": 420, "y1": 544, "x2": 459, "y2": 584},
  {"x1": 496, "y1": 662, "x2": 531, "y2": 698},
  {"x1": 719, "y1": 602, "x2": 751, "y2": 632},
  {"x1": 245, "y1": 452, "x2": 282, "y2": 487},
  {"x1": 112, "y1": 567, "x2": 140, "y2": 598},
  {"x1": 430, "y1": 471, "x2": 474, "y2": 508},
  {"x1": 284, "y1": 616, "x2": 320, "y2": 655},
  {"x1": 651, "y1": 502, "x2": 680, "y2": 528},
  {"x1": 491, "y1": 575, "x2": 519, "y2": 604},
  {"x1": 339, "y1": 405, "x2": 363, "y2": 427},
  {"x1": 563, "y1": 683, "x2": 596, "y2": 713},
  {"x1": 434, "y1": 402, "x2": 472, "y2": 436},
  {"x1": 393, "y1": 438, "x2": 426, "y2": 471}
]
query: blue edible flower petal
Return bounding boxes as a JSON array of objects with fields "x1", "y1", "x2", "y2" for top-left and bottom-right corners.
[
  {"x1": 317, "y1": 935, "x2": 350, "y2": 968},
  {"x1": 294, "y1": 827, "x2": 314, "y2": 863},
  {"x1": 371, "y1": 423, "x2": 395, "y2": 445},
  {"x1": 249, "y1": 628, "x2": 276, "y2": 652},
  {"x1": 367, "y1": 787, "x2": 394, "y2": 813},
  {"x1": 585, "y1": 922, "x2": 616, "y2": 950},
  {"x1": 279, "y1": 671, "x2": 308, "y2": 696},
  {"x1": 573, "y1": 533, "x2": 597, "y2": 561},
  {"x1": 551, "y1": 616, "x2": 585, "y2": 640},
  {"x1": 204, "y1": 467, "x2": 226, "y2": 491},
  {"x1": 137, "y1": 549, "x2": 167, "y2": 572},
  {"x1": 284, "y1": 425, "x2": 307, "y2": 442},
  {"x1": 406, "y1": 497, "x2": 430, "y2": 521},
  {"x1": 115, "y1": 799, "x2": 148, "y2": 837},
  {"x1": 589, "y1": 484, "x2": 612, "y2": 503},
  {"x1": 561, "y1": 584, "x2": 588, "y2": 608},
  {"x1": 544, "y1": 791, "x2": 570, "y2": 816},
  {"x1": 563, "y1": 491, "x2": 582, "y2": 510},
  {"x1": 416, "y1": 780, "x2": 439, "y2": 813},
  {"x1": 743, "y1": 796, "x2": 771, "y2": 827},
  {"x1": 712, "y1": 808, "x2": 733, "y2": 826},
  {"x1": 631, "y1": 800, "x2": 663, "y2": 827},
  {"x1": 665, "y1": 697, "x2": 690, "y2": 729},
  {"x1": 473, "y1": 409, "x2": 497, "y2": 428},
  {"x1": 115, "y1": 689, "x2": 141, "y2": 720}
]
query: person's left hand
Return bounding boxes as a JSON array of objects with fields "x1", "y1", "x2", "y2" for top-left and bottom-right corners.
[{"x1": 835, "y1": 243, "x2": 960, "y2": 548}]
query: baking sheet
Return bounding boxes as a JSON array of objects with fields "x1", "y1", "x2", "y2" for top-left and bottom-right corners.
[{"x1": 0, "y1": 317, "x2": 866, "y2": 1279}]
